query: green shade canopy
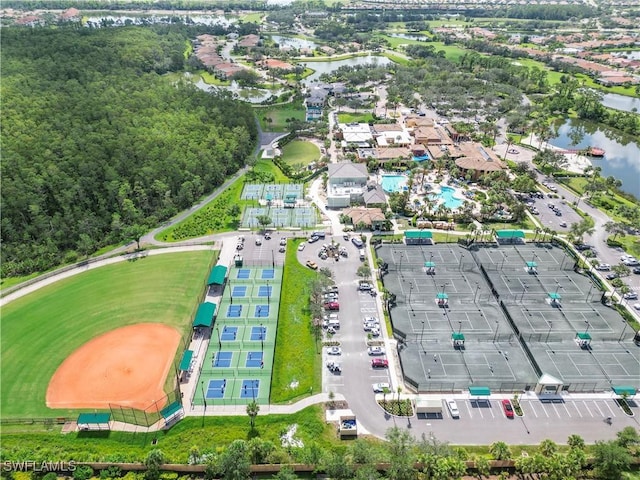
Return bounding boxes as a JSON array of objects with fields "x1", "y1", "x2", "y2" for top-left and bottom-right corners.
[
  {"x1": 612, "y1": 386, "x2": 636, "y2": 396},
  {"x1": 266, "y1": 193, "x2": 273, "y2": 201},
  {"x1": 495, "y1": 230, "x2": 524, "y2": 239},
  {"x1": 160, "y1": 401, "x2": 183, "y2": 420},
  {"x1": 77, "y1": 413, "x2": 110, "y2": 424},
  {"x1": 469, "y1": 386, "x2": 491, "y2": 396},
  {"x1": 575, "y1": 332, "x2": 592, "y2": 340},
  {"x1": 548, "y1": 292, "x2": 562, "y2": 300},
  {"x1": 207, "y1": 265, "x2": 228, "y2": 285},
  {"x1": 424, "y1": 261, "x2": 436, "y2": 267},
  {"x1": 179, "y1": 350, "x2": 194, "y2": 371},
  {"x1": 405, "y1": 230, "x2": 433, "y2": 239},
  {"x1": 451, "y1": 332, "x2": 465, "y2": 341},
  {"x1": 193, "y1": 302, "x2": 216, "y2": 327},
  {"x1": 436, "y1": 292, "x2": 449, "y2": 299},
  {"x1": 526, "y1": 261, "x2": 538, "y2": 267}
]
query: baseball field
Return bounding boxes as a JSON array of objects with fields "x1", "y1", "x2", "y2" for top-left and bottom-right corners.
[{"x1": 0, "y1": 250, "x2": 214, "y2": 418}]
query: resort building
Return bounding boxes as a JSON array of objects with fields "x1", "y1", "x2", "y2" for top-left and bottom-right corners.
[
  {"x1": 372, "y1": 124, "x2": 412, "y2": 147},
  {"x1": 326, "y1": 162, "x2": 370, "y2": 208},
  {"x1": 453, "y1": 142, "x2": 506, "y2": 179},
  {"x1": 343, "y1": 207, "x2": 387, "y2": 230},
  {"x1": 362, "y1": 185, "x2": 388, "y2": 208},
  {"x1": 337, "y1": 123, "x2": 374, "y2": 146}
]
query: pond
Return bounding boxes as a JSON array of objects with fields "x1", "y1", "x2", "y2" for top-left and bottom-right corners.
[
  {"x1": 388, "y1": 33, "x2": 430, "y2": 41},
  {"x1": 193, "y1": 78, "x2": 287, "y2": 104},
  {"x1": 549, "y1": 119, "x2": 640, "y2": 199},
  {"x1": 600, "y1": 93, "x2": 640, "y2": 113},
  {"x1": 270, "y1": 35, "x2": 317, "y2": 50},
  {"x1": 302, "y1": 55, "x2": 393, "y2": 84}
]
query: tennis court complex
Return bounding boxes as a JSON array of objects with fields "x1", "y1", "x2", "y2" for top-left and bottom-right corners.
[
  {"x1": 376, "y1": 244, "x2": 640, "y2": 393},
  {"x1": 240, "y1": 183, "x2": 304, "y2": 201},
  {"x1": 194, "y1": 266, "x2": 283, "y2": 405},
  {"x1": 241, "y1": 206, "x2": 317, "y2": 228}
]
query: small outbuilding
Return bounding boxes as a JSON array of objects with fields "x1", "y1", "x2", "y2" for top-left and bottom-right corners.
[
  {"x1": 405, "y1": 230, "x2": 434, "y2": 245},
  {"x1": 77, "y1": 413, "x2": 111, "y2": 431},
  {"x1": 495, "y1": 230, "x2": 525, "y2": 245}
]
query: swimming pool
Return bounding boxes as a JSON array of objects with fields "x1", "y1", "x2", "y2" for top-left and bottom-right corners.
[
  {"x1": 381, "y1": 174, "x2": 407, "y2": 193},
  {"x1": 434, "y1": 186, "x2": 464, "y2": 209},
  {"x1": 412, "y1": 154, "x2": 430, "y2": 162}
]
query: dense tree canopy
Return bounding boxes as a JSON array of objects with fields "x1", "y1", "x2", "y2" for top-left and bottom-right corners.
[{"x1": 1, "y1": 26, "x2": 257, "y2": 276}]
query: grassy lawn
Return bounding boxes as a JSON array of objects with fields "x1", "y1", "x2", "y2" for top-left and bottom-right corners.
[
  {"x1": 337, "y1": 112, "x2": 375, "y2": 124},
  {"x1": 281, "y1": 140, "x2": 321, "y2": 167},
  {"x1": 380, "y1": 34, "x2": 428, "y2": 49},
  {"x1": 0, "y1": 251, "x2": 214, "y2": 418},
  {"x1": 0, "y1": 406, "x2": 335, "y2": 463},
  {"x1": 481, "y1": 216, "x2": 537, "y2": 233},
  {"x1": 271, "y1": 239, "x2": 321, "y2": 404},
  {"x1": 157, "y1": 160, "x2": 288, "y2": 242},
  {"x1": 510, "y1": 57, "x2": 565, "y2": 85},
  {"x1": 430, "y1": 42, "x2": 470, "y2": 62},
  {"x1": 255, "y1": 102, "x2": 306, "y2": 132},
  {"x1": 615, "y1": 235, "x2": 640, "y2": 258},
  {"x1": 240, "y1": 12, "x2": 263, "y2": 23}
]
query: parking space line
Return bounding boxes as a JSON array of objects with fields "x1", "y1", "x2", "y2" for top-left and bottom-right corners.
[
  {"x1": 582, "y1": 400, "x2": 594, "y2": 417},
  {"x1": 525, "y1": 401, "x2": 539, "y2": 418},
  {"x1": 539, "y1": 402, "x2": 550, "y2": 418},
  {"x1": 488, "y1": 404, "x2": 495, "y2": 419},
  {"x1": 593, "y1": 400, "x2": 605, "y2": 417},
  {"x1": 464, "y1": 400, "x2": 473, "y2": 419},
  {"x1": 571, "y1": 401, "x2": 582, "y2": 418},
  {"x1": 602, "y1": 401, "x2": 617, "y2": 417},
  {"x1": 551, "y1": 402, "x2": 561, "y2": 418},
  {"x1": 560, "y1": 402, "x2": 571, "y2": 418}
]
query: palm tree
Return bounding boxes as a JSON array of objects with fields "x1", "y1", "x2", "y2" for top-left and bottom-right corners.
[
  {"x1": 604, "y1": 221, "x2": 626, "y2": 241},
  {"x1": 246, "y1": 400, "x2": 260, "y2": 429}
]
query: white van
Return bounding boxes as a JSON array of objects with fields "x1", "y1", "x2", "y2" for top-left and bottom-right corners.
[
  {"x1": 359, "y1": 249, "x2": 366, "y2": 261},
  {"x1": 328, "y1": 319, "x2": 340, "y2": 329}
]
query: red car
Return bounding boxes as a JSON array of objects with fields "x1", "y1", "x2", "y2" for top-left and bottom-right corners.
[
  {"x1": 371, "y1": 358, "x2": 389, "y2": 368},
  {"x1": 502, "y1": 399, "x2": 514, "y2": 418},
  {"x1": 324, "y1": 301, "x2": 340, "y2": 311}
]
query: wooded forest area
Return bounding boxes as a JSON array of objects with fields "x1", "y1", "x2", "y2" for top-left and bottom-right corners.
[{"x1": 1, "y1": 26, "x2": 258, "y2": 277}]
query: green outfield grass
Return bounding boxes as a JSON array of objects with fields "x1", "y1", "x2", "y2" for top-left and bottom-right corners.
[
  {"x1": 281, "y1": 140, "x2": 321, "y2": 167},
  {"x1": 0, "y1": 251, "x2": 214, "y2": 418}
]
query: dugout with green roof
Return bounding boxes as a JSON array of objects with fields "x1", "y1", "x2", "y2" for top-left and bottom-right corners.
[
  {"x1": 193, "y1": 302, "x2": 216, "y2": 328},
  {"x1": 77, "y1": 413, "x2": 111, "y2": 430},
  {"x1": 496, "y1": 230, "x2": 524, "y2": 241},
  {"x1": 405, "y1": 231, "x2": 433, "y2": 239},
  {"x1": 469, "y1": 386, "x2": 491, "y2": 396},
  {"x1": 179, "y1": 350, "x2": 194, "y2": 371},
  {"x1": 207, "y1": 265, "x2": 228, "y2": 286},
  {"x1": 160, "y1": 401, "x2": 183, "y2": 420}
]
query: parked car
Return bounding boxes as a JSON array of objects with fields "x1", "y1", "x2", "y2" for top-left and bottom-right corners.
[
  {"x1": 606, "y1": 272, "x2": 619, "y2": 280},
  {"x1": 595, "y1": 264, "x2": 611, "y2": 271},
  {"x1": 559, "y1": 221, "x2": 567, "y2": 227},
  {"x1": 278, "y1": 246, "x2": 285, "y2": 253},
  {"x1": 575, "y1": 244, "x2": 592, "y2": 251},
  {"x1": 255, "y1": 238, "x2": 262, "y2": 246},
  {"x1": 358, "y1": 282, "x2": 373, "y2": 291},
  {"x1": 308, "y1": 236, "x2": 319, "y2": 243},
  {"x1": 623, "y1": 259, "x2": 640, "y2": 266},
  {"x1": 279, "y1": 237, "x2": 287, "y2": 246},
  {"x1": 343, "y1": 234, "x2": 349, "y2": 241},
  {"x1": 264, "y1": 233, "x2": 271, "y2": 240},
  {"x1": 372, "y1": 382, "x2": 390, "y2": 393},
  {"x1": 447, "y1": 400, "x2": 460, "y2": 418},
  {"x1": 633, "y1": 267, "x2": 640, "y2": 274},
  {"x1": 502, "y1": 399, "x2": 514, "y2": 418},
  {"x1": 371, "y1": 358, "x2": 389, "y2": 368},
  {"x1": 324, "y1": 301, "x2": 340, "y2": 311},
  {"x1": 370, "y1": 327, "x2": 380, "y2": 337},
  {"x1": 367, "y1": 346, "x2": 385, "y2": 356},
  {"x1": 554, "y1": 210, "x2": 562, "y2": 216},
  {"x1": 351, "y1": 237, "x2": 364, "y2": 248},
  {"x1": 324, "y1": 285, "x2": 339, "y2": 294},
  {"x1": 298, "y1": 242, "x2": 306, "y2": 251},
  {"x1": 306, "y1": 260, "x2": 318, "y2": 270},
  {"x1": 623, "y1": 292, "x2": 638, "y2": 300},
  {"x1": 634, "y1": 303, "x2": 640, "y2": 311},
  {"x1": 326, "y1": 361, "x2": 341, "y2": 373},
  {"x1": 327, "y1": 346, "x2": 342, "y2": 356}
]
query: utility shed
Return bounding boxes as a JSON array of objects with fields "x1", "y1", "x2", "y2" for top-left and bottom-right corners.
[{"x1": 416, "y1": 398, "x2": 443, "y2": 417}]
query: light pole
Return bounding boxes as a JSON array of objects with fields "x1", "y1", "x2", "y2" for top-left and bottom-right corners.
[
  {"x1": 399, "y1": 252, "x2": 404, "y2": 279},
  {"x1": 201, "y1": 381, "x2": 207, "y2": 421},
  {"x1": 520, "y1": 283, "x2": 527, "y2": 302},
  {"x1": 260, "y1": 322, "x2": 264, "y2": 352},
  {"x1": 619, "y1": 320, "x2": 629, "y2": 342},
  {"x1": 409, "y1": 282, "x2": 414, "y2": 315},
  {"x1": 584, "y1": 320, "x2": 590, "y2": 334},
  {"x1": 458, "y1": 321, "x2": 462, "y2": 334},
  {"x1": 586, "y1": 282, "x2": 595, "y2": 302},
  {"x1": 216, "y1": 326, "x2": 222, "y2": 350},
  {"x1": 271, "y1": 249, "x2": 275, "y2": 268},
  {"x1": 501, "y1": 254, "x2": 508, "y2": 270},
  {"x1": 555, "y1": 281, "x2": 562, "y2": 295},
  {"x1": 420, "y1": 321, "x2": 425, "y2": 351},
  {"x1": 459, "y1": 253, "x2": 464, "y2": 271},
  {"x1": 493, "y1": 320, "x2": 499, "y2": 342},
  {"x1": 474, "y1": 282, "x2": 480, "y2": 304},
  {"x1": 267, "y1": 280, "x2": 270, "y2": 305},
  {"x1": 546, "y1": 321, "x2": 553, "y2": 343}
]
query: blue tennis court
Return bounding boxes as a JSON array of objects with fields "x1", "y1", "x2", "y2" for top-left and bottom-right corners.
[
  {"x1": 227, "y1": 305, "x2": 243, "y2": 317},
  {"x1": 261, "y1": 269, "x2": 275, "y2": 279},
  {"x1": 236, "y1": 269, "x2": 250, "y2": 279},
  {"x1": 232, "y1": 286, "x2": 247, "y2": 297},
  {"x1": 257, "y1": 286, "x2": 272, "y2": 297},
  {"x1": 206, "y1": 379, "x2": 227, "y2": 398},
  {"x1": 245, "y1": 351, "x2": 263, "y2": 368},
  {"x1": 220, "y1": 326, "x2": 238, "y2": 341},
  {"x1": 213, "y1": 351, "x2": 233, "y2": 368},
  {"x1": 240, "y1": 379, "x2": 260, "y2": 398},
  {"x1": 255, "y1": 305, "x2": 269, "y2": 317},
  {"x1": 251, "y1": 326, "x2": 267, "y2": 341}
]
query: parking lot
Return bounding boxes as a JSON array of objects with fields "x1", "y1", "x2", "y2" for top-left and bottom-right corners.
[{"x1": 524, "y1": 192, "x2": 582, "y2": 233}]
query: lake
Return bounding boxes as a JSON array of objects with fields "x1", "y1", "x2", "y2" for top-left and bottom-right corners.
[
  {"x1": 270, "y1": 35, "x2": 317, "y2": 50},
  {"x1": 601, "y1": 93, "x2": 640, "y2": 113},
  {"x1": 388, "y1": 33, "x2": 430, "y2": 41},
  {"x1": 549, "y1": 119, "x2": 640, "y2": 199},
  {"x1": 302, "y1": 55, "x2": 393, "y2": 84},
  {"x1": 193, "y1": 78, "x2": 286, "y2": 104}
]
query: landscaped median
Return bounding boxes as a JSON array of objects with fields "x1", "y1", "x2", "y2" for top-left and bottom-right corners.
[{"x1": 270, "y1": 239, "x2": 322, "y2": 403}]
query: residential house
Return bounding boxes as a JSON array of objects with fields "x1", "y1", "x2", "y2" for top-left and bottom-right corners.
[
  {"x1": 363, "y1": 185, "x2": 388, "y2": 209},
  {"x1": 371, "y1": 124, "x2": 412, "y2": 147},
  {"x1": 60, "y1": 8, "x2": 80, "y2": 21},
  {"x1": 238, "y1": 34, "x2": 260, "y2": 49},
  {"x1": 343, "y1": 207, "x2": 386, "y2": 230},
  {"x1": 337, "y1": 123, "x2": 373, "y2": 147}
]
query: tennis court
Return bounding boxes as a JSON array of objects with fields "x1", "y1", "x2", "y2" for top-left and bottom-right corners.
[
  {"x1": 240, "y1": 206, "x2": 319, "y2": 228},
  {"x1": 245, "y1": 352, "x2": 264, "y2": 368},
  {"x1": 376, "y1": 243, "x2": 639, "y2": 392},
  {"x1": 206, "y1": 379, "x2": 228, "y2": 399},
  {"x1": 232, "y1": 286, "x2": 248, "y2": 297},
  {"x1": 220, "y1": 327, "x2": 238, "y2": 341},
  {"x1": 292, "y1": 207, "x2": 317, "y2": 228},
  {"x1": 213, "y1": 351, "x2": 233, "y2": 368},
  {"x1": 226, "y1": 305, "x2": 243, "y2": 317},
  {"x1": 250, "y1": 326, "x2": 267, "y2": 341},
  {"x1": 195, "y1": 266, "x2": 283, "y2": 406},
  {"x1": 241, "y1": 184, "x2": 264, "y2": 200},
  {"x1": 283, "y1": 184, "x2": 303, "y2": 199},
  {"x1": 240, "y1": 379, "x2": 261, "y2": 398}
]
